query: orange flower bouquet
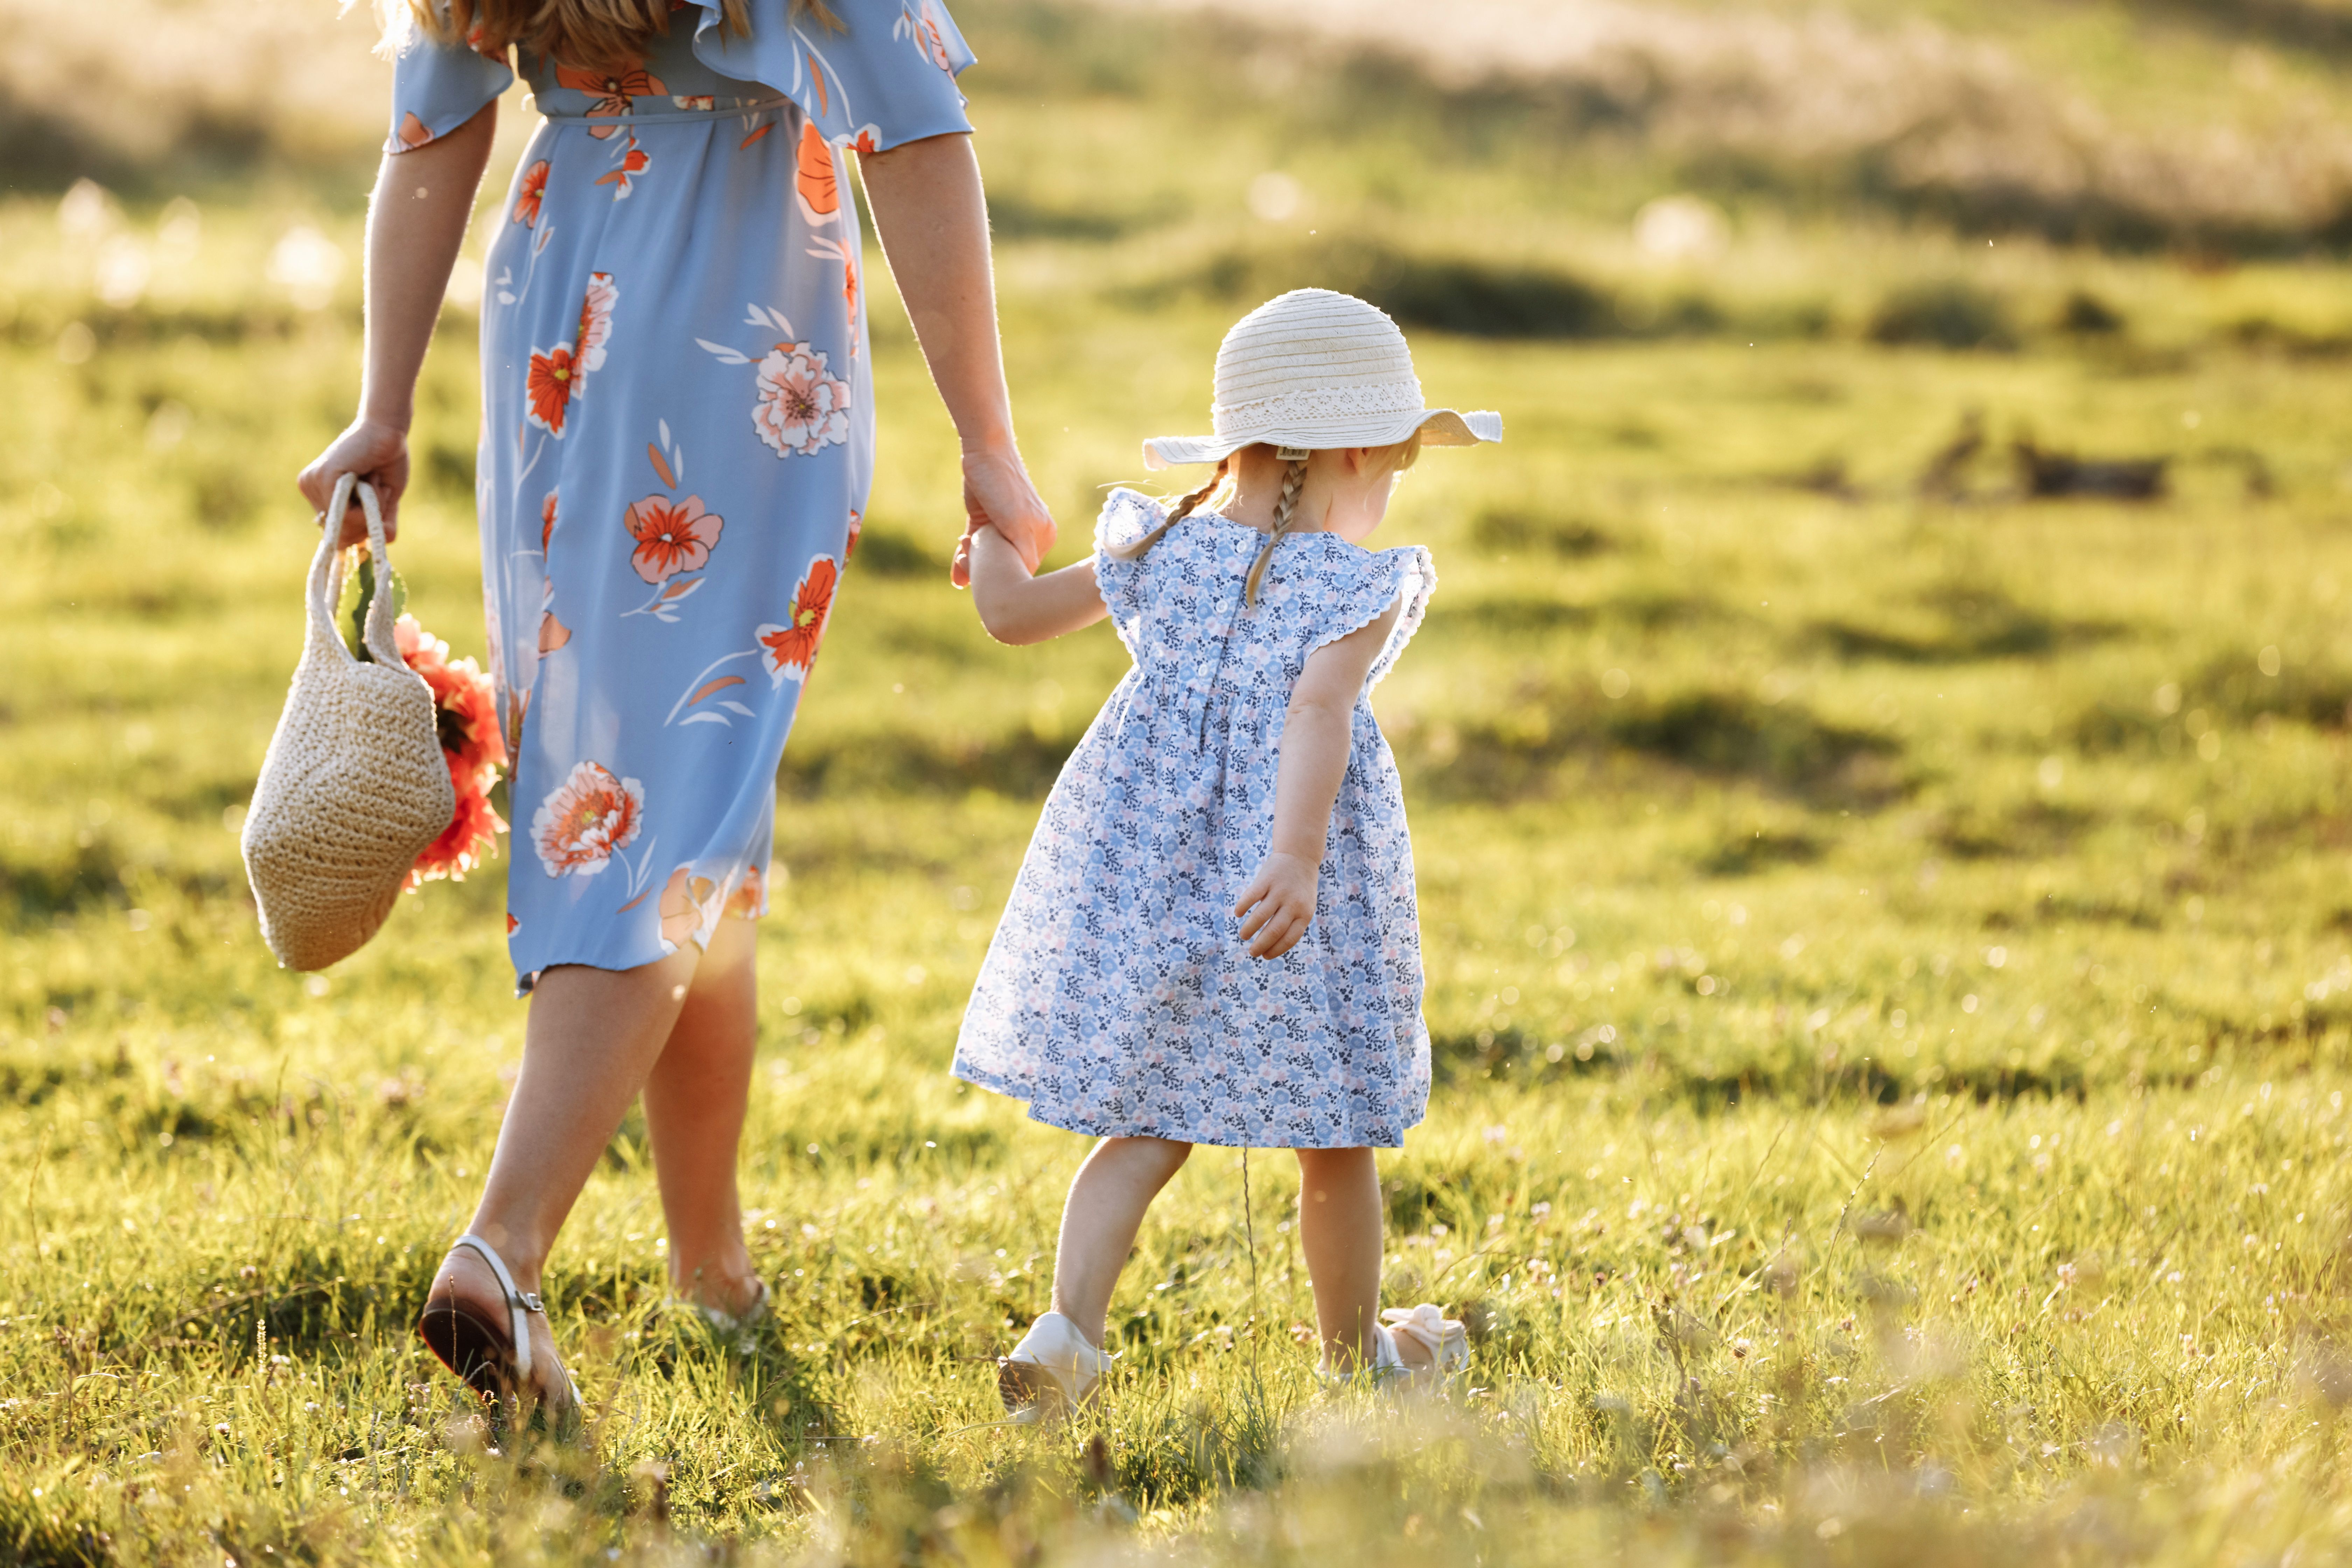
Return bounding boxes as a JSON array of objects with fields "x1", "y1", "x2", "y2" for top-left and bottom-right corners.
[
  {"x1": 337, "y1": 559, "x2": 507, "y2": 889},
  {"x1": 392, "y1": 615, "x2": 507, "y2": 889}
]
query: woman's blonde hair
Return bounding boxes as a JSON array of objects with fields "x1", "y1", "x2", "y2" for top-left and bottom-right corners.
[
  {"x1": 1112, "y1": 436, "x2": 1422, "y2": 607},
  {"x1": 393, "y1": 0, "x2": 836, "y2": 69}
]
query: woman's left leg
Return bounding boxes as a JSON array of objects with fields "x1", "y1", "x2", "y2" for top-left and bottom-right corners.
[
  {"x1": 1293, "y1": 1146, "x2": 1387, "y2": 1372},
  {"x1": 642, "y1": 911, "x2": 764, "y2": 1317}
]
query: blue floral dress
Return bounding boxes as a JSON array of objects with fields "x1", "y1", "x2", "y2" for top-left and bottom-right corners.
[
  {"x1": 387, "y1": 0, "x2": 974, "y2": 988},
  {"x1": 952, "y1": 491, "x2": 1437, "y2": 1149}
]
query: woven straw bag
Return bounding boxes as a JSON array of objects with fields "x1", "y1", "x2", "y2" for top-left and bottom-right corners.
[{"x1": 241, "y1": 474, "x2": 454, "y2": 971}]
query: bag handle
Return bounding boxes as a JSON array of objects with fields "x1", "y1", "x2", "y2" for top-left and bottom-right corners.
[{"x1": 305, "y1": 474, "x2": 404, "y2": 668}]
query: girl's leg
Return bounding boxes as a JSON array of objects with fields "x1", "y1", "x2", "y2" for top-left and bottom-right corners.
[
  {"x1": 1294, "y1": 1146, "x2": 1407, "y2": 1372},
  {"x1": 429, "y1": 946, "x2": 700, "y2": 1398},
  {"x1": 1046, "y1": 1136, "x2": 1193, "y2": 1347},
  {"x1": 641, "y1": 912, "x2": 763, "y2": 1316}
]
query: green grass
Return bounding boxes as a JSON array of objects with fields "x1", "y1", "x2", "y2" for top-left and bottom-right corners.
[{"x1": 13, "y1": 0, "x2": 2352, "y2": 1562}]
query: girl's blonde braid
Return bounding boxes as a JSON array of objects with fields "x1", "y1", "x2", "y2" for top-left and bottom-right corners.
[
  {"x1": 1242, "y1": 453, "x2": 1308, "y2": 607},
  {"x1": 1106, "y1": 457, "x2": 1230, "y2": 563}
]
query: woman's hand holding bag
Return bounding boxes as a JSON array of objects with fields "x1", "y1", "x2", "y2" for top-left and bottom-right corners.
[{"x1": 240, "y1": 473, "x2": 455, "y2": 972}]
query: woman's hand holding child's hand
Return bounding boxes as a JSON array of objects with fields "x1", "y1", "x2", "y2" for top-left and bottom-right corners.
[
  {"x1": 1234, "y1": 851, "x2": 1317, "y2": 959},
  {"x1": 954, "y1": 445, "x2": 1056, "y2": 588}
]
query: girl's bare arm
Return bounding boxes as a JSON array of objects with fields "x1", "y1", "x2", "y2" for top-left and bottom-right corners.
[
  {"x1": 859, "y1": 132, "x2": 1056, "y2": 583},
  {"x1": 297, "y1": 101, "x2": 498, "y2": 545},
  {"x1": 1233, "y1": 600, "x2": 1403, "y2": 960},
  {"x1": 966, "y1": 525, "x2": 1107, "y2": 645}
]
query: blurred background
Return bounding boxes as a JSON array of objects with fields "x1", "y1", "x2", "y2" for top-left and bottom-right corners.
[{"x1": 11, "y1": 2, "x2": 2352, "y2": 1554}]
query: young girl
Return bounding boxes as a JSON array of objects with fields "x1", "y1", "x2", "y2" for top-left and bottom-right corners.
[{"x1": 952, "y1": 288, "x2": 1503, "y2": 1413}]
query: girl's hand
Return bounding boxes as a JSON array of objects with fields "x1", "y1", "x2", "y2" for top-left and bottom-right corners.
[
  {"x1": 955, "y1": 444, "x2": 1055, "y2": 587},
  {"x1": 298, "y1": 418, "x2": 411, "y2": 547},
  {"x1": 1234, "y1": 851, "x2": 1318, "y2": 960}
]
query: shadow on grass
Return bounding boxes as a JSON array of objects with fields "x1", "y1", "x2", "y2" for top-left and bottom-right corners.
[
  {"x1": 1425, "y1": 588, "x2": 1723, "y2": 638},
  {"x1": 1928, "y1": 799, "x2": 2100, "y2": 862},
  {"x1": 2073, "y1": 650, "x2": 2352, "y2": 754},
  {"x1": 1812, "y1": 582, "x2": 2126, "y2": 665},
  {"x1": 1396, "y1": 686, "x2": 1905, "y2": 808}
]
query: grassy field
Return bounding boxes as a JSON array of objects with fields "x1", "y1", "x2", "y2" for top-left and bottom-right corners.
[{"x1": 10, "y1": 0, "x2": 2352, "y2": 1562}]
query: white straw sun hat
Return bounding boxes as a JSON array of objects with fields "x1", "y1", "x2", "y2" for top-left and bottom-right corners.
[{"x1": 1142, "y1": 288, "x2": 1503, "y2": 469}]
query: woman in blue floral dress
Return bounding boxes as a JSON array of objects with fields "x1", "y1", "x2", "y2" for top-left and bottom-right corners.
[{"x1": 297, "y1": 0, "x2": 1056, "y2": 1415}]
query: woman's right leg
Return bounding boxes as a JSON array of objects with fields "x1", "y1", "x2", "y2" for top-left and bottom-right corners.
[
  {"x1": 428, "y1": 946, "x2": 701, "y2": 1398},
  {"x1": 1046, "y1": 1135, "x2": 1193, "y2": 1348}
]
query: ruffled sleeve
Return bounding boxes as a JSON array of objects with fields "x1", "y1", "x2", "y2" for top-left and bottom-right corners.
[
  {"x1": 1309, "y1": 544, "x2": 1437, "y2": 694},
  {"x1": 1090, "y1": 488, "x2": 1165, "y2": 657},
  {"x1": 385, "y1": 25, "x2": 514, "y2": 154},
  {"x1": 690, "y1": 0, "x2": 974, "y2": 151}
]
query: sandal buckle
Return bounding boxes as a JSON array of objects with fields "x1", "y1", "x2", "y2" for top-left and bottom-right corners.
[{"x1": 517, "y1": 1290, "x2": 546, "y2": 1314}]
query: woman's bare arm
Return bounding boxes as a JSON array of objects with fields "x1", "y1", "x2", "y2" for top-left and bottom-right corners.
[
  {"x1": 857, "y1": 132, "x2": 1055, "y2": 582},
  {"x1": 1232, "y1": 600, "x2": 1403, "y2": 959},
  {"x1": 966, "y1": 525, "x2": 1107, "y2": 645},
  {"x1": 297, "y1": 101, "x2": 497, "y2": 545}
]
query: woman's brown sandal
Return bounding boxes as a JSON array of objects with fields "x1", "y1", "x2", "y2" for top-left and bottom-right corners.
[{"x1": 415, "y1": 1233, "x2": 579, "y2": 1424}]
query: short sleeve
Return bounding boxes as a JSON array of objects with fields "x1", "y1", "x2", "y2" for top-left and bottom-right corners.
[
  {"x1": 690, "y1": 0, "x2": 974, "y2": 151},
  {"x1": 1090, "y1": 488, "x2": 1164, "y2": 655},
  {"x1": 385, "y1": 26, "x2": 514, "y2": 154},
  {"x1": 1309, "y1": 545, "x2": 1436, "y2": 694}
]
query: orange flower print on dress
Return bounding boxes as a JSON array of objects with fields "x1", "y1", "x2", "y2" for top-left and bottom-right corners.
[
  {"x1": 624, "y1": 494, "x2": 723, "y2": 584},
  {"x1": 555, "y1": 58, "x2": 668, "y2": 138},
  {"x1": 526, "y1": 343, "x2": 578, "y2": 435},
  {"x1": 793, "y1": 121, "x2": 840, "y2": 227},
  {"x1": 594, "y1": 134, "x2": 651, "y2": 198},
  {"x1": 724, "y1": 867, "x2": 764, "y2": 918},
  {"x1": 531, "y1": 760, "x2": 644, "y2": 878},
  {"x1": 897, "y1": 1, "x2": 953, "y2": 71},
  {"x1": 845, "y1": 508, "x2": 863, "y2": 561},
  {"x1": 576, "y1": 273, "x2": 617, "y2": 374},
  {"x1": 751, "y1": 341, "x2": 851, "y2": 458},
  {"x1": 541, "y1": 490, "x2": 558, "y2": 552},
  {"x1": 514, "y1": 160, "x2": 549, "y2": 226},
  {"x1": 850, "y1": 126, "x2": 881, "y2": 157},
  {"x1": 505, "y1": 686, "x2": 530, "y2": 758},
  {"x1": 757, "y1": 555, "x2": 839, "y2": 685},
  {"x1": 658, "y1": 866, "x2": 720, "y2": 948}
]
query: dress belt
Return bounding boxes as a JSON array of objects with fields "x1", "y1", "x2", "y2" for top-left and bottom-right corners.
[{"x1": 533, "y1": 93, "x2": 791, "y2": 126}]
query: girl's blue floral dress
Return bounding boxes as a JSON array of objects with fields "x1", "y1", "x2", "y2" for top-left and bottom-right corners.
[
  {"x1": 952, "y1": 490, "x2": 1437, "y2": 1149},
  {"x1": 387, "y1": 0, "x2": 973, "y2": 989}
]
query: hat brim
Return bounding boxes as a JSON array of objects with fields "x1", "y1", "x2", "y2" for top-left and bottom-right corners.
[{"x1": 1141, "y1": 408, "x2": 1503, "y2": 470}]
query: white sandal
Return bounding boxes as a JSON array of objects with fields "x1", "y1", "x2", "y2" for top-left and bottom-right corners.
[
  {"x1": 415, "y1": 1233, "x2": 579, "y2": 1420},
  {"x1": 694, "y1": 1275, "x2": 771, "y2": 1333},
  {"x1": 683, "y1": 1275, "x2": 771, "y2": 1352},
  {"x1": 997, "y1": 1311, "x2": 1112, "y2": 1423},
  {"x1": 1379, "y1": 1303, "x2": 1470, "y2": 1385}
]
